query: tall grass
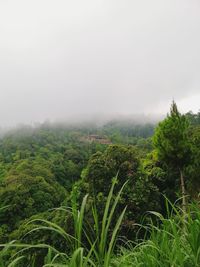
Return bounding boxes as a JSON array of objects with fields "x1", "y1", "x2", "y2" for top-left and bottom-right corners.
[
  {"x1": 3, "y1": 177, "x2": 127, "y2": 267},
  {"x1": 1, "y1": 184, "x2": 200, "y2": 266},
  {"x1": 113, "y1": 200, "x2": 200, "y2": 267}
]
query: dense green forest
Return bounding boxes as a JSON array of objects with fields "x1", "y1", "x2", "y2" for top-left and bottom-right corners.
[{"x1": 0, "y1": 103, "x2": 200, "y2": 266}]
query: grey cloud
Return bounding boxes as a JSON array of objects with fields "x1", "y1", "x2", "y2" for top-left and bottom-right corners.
[{"x1": 0, "y1": 0, "x2": 200, "y2": 126}]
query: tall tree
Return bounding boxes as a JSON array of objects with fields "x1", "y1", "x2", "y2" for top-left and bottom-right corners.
[{"x1": 153, "y1": 101, "x2": 191, "y2": 212}]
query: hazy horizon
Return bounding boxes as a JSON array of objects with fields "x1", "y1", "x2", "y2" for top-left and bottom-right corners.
[{"x1": 0, "y1": 0, "x2": 200, "y2": 127}]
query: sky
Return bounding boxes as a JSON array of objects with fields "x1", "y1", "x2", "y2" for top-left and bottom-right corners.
[{"x1": 0, "y1": 0, "x2": 200, "y2": 126}]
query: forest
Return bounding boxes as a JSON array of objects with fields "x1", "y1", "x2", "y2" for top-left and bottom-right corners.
[{"x1": 0, "y1": 102, "x2": 199, "y2": 267}]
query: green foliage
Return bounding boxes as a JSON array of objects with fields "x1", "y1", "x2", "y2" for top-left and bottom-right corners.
[
  {"x1": 3, "y1": 179, "x2": 127, "y2": 267},
  {"x1": 185, "y1": 111, "x2": 200, "y2": 126},
  {"x1": 82, "y1": 145, "x2": 139, "y2": 194},
  {"x1": 153, "y1": 101, "x2": 192, "y2": 212},
  {"x1": 113, "y1": 201, "x2": 200, "y2": 267},
  {"x1": 153, "y1": 101, "x2": 191, "y2": 169},
  {"x1": 0, "y1": 173, "x2": 67, "y2": 239},
  {"x1": 77, "y1": 145, "x2": 161, "y2": 237},
  {"x1": 0, "y1": 127, "x2": 98, "y2": 189},
  {"x1": 186, "y1": 125, "x2": 200, "y2": 197},
  {"x1": 0, "y1": 114, "x2": 199, "y2": 266},
  {"x1": 2, "y1": 191, "x2": 200, "y2": 266}
]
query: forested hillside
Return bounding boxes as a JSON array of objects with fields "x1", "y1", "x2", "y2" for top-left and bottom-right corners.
[{"x1": 0, "y1": 104, "x2": 200, "y2": 266}]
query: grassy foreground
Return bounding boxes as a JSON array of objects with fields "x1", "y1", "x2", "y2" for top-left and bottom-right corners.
[
  {"x1": 114, "y1": 201, "x2": 200, "y2": 267},
  {"x1": 1, "y1": 181, "x2": 200, "y2": 267}
]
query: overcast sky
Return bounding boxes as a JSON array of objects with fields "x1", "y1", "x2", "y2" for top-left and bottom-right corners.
[{"x1": 0, "y1": 0, "x2": 200, "y2": 126}]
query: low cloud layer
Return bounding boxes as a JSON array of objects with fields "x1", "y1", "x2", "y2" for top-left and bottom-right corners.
[{"x1": 0, "y1": 0, "x2": 200, "y2": 126}]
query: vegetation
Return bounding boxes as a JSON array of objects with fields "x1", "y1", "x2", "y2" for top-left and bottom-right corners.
[
  {"x1": 153, "y1": 101, "x2": 191, "y2": 212},
  {"x1": 114, "y1": 201, "x2": 200, "y2": 267},
  {"x1": 0, "y1": 102, "x2": 199, "y2": 266}
]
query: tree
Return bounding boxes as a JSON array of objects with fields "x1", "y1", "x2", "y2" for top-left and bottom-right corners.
[
  {"x1": 76, "y1": 144, "x2": 160, "y2": 237},
  {"x1": 186, "y1": 125, "x2": 200, "y2": 197},
  {"x1": 153, "y1": 101, "x2": 191, "y2": 212},
  {"x1": 82, "y1": 145, "x2": 139, "y2": 196},
  {"x1": 0, "y1": 167, "x2": 67, "y2": 241}
]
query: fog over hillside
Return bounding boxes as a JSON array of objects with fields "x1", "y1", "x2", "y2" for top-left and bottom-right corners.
[{"x1": 0, "y1": 0, "x2": 200, "y2": 126}]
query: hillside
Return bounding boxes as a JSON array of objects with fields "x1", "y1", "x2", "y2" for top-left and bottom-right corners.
[{"x1": 0, "y1": 107, "x2": 199, "y2": 266}]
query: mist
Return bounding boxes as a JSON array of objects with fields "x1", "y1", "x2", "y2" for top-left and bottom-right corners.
[{"x1": 0, "y1": 0, "x2": 200, "y2": 126}]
